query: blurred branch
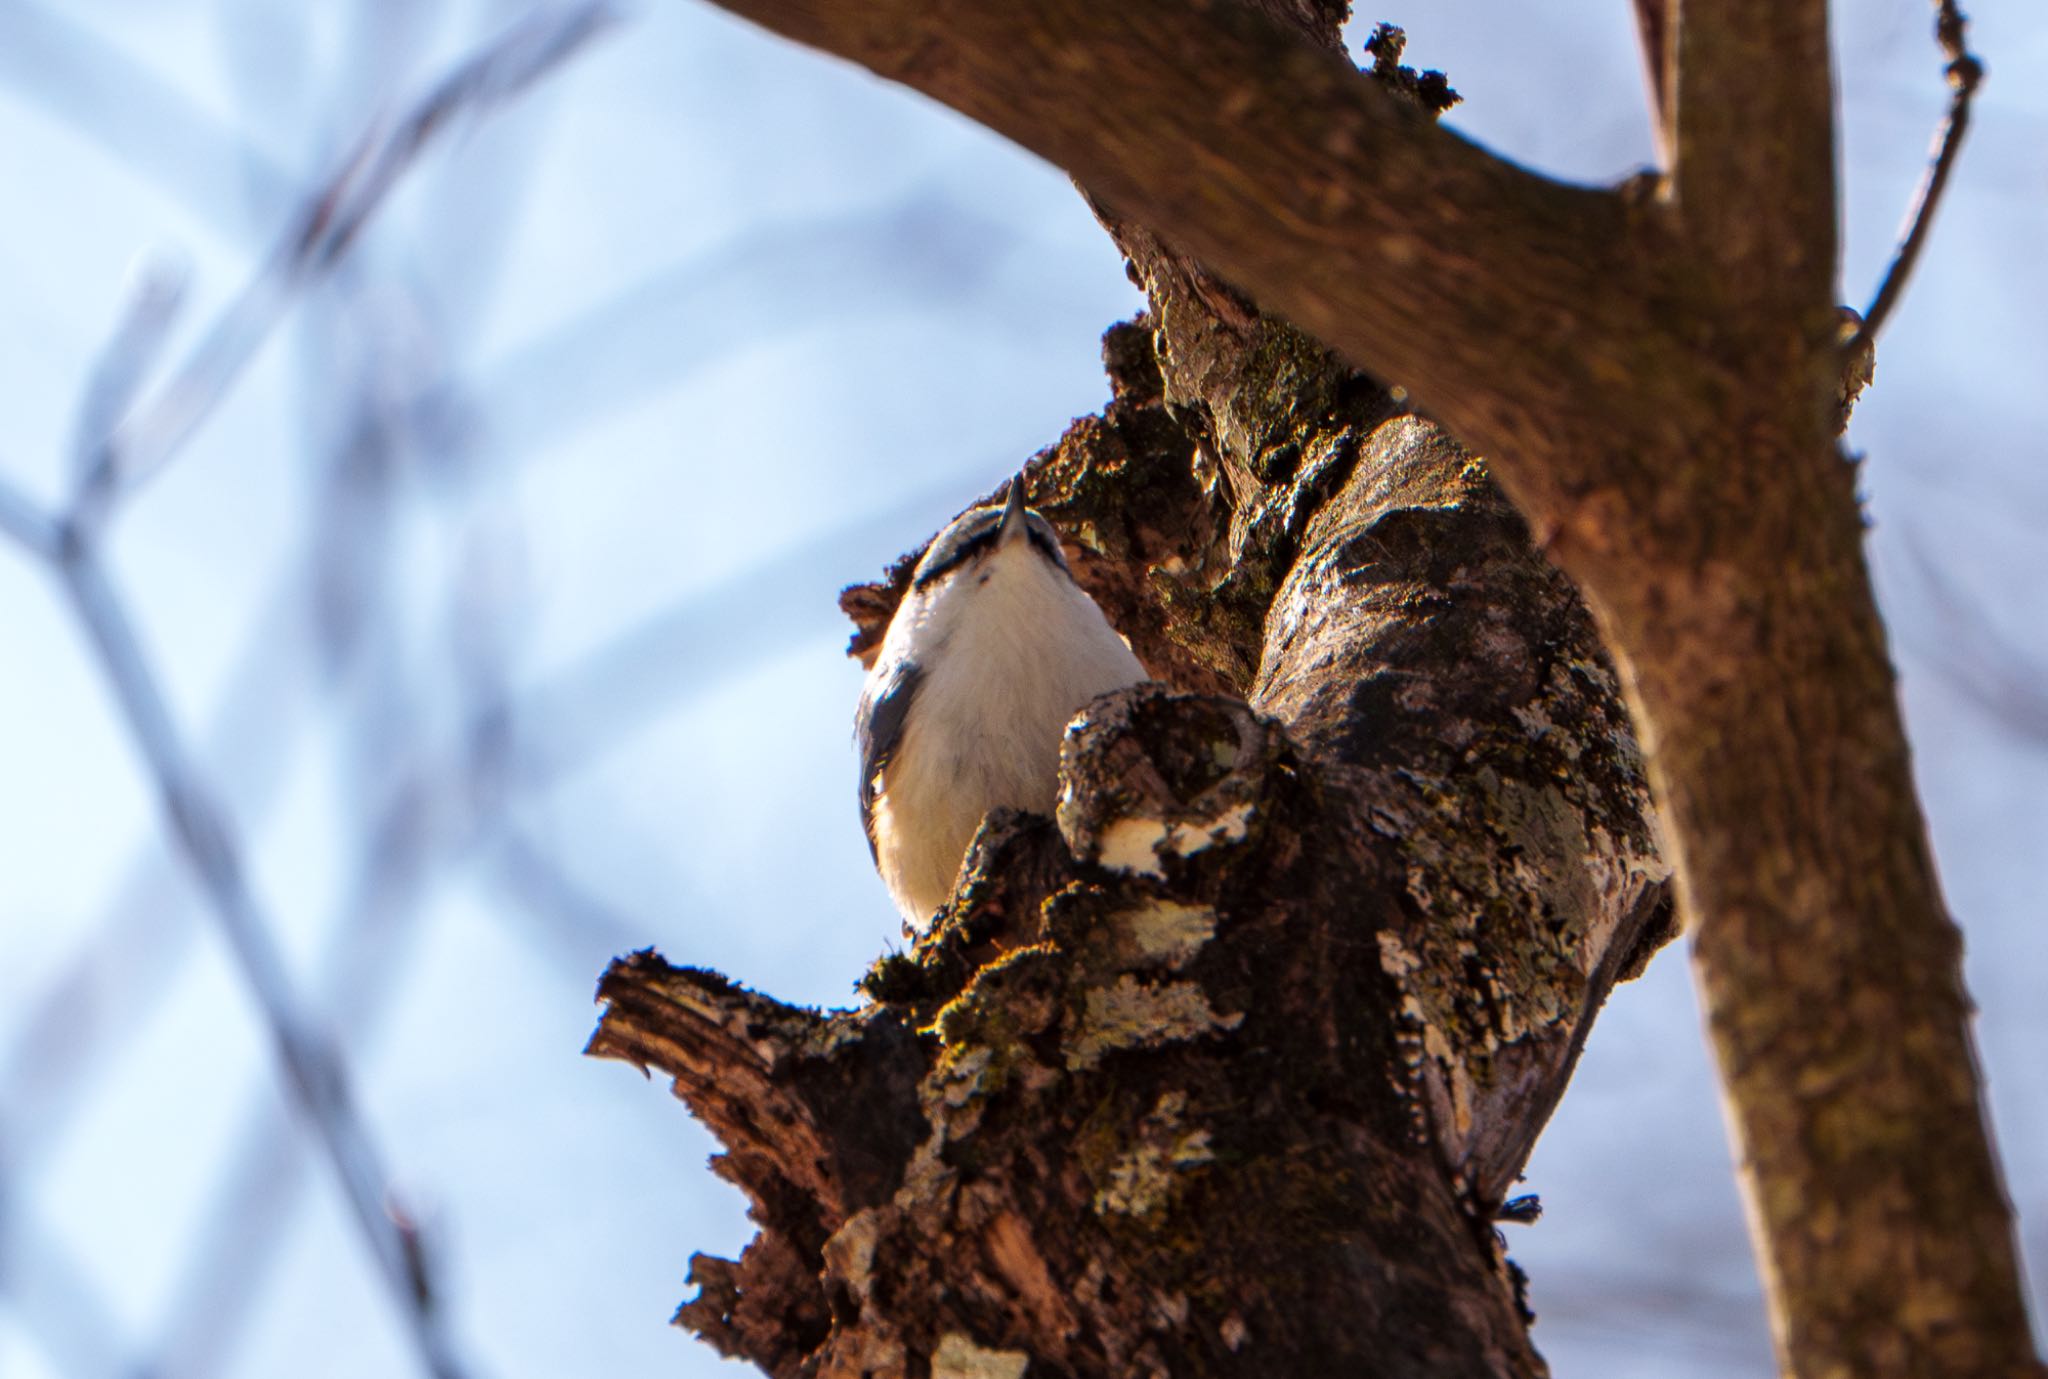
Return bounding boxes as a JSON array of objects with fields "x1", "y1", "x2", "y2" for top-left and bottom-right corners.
[
  {"x1": 147, "y1": 440, "x2": 533, "y2": 1378},
  {"x1": 144, "y1": 756, "x2": 483, "y2": 1379},
  {"x1": 0, "y1": 537, "x2": 336, "y2": 1172},
  {"x1": 67, "y1": 0, "x2": 618, "y2": 531},
  {"x1": 69, "y1": 261, "x2": 189, "y2": 489},
  {"x1": 52, "y1": 529, "x2": 471, "y2": 1379},
  {"x1": 0, "y1": 1178, "x2": 138, "y2": 1379},
  {"x1": 464, "y1": 193, "x2": 1033, "y2": 464},
  {"x1": 149, "y1": 759, "x2": 657, "y2": 1378},
  {"x1": 1848, "y1": 0, "x2": 1983, "y2": 354},
  {"x1": 0, "y1": 0, "x2": 295, "y2": 232},
  {"x1": 1899, "y1": 535, "x2": 2048, "y2": 741},
  {"x1": 131, "y1": 477, "x2": 924, "y2": 1370},
  {"x1": 0, "y1": 472, "x2": 59, "y2": 559},
  {"x1": 135, "y1": 472, "x2": 944, "y2": 1373}
]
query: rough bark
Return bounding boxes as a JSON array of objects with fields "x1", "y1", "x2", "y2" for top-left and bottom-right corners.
[
  {"x1": 590, "y1": 3, "x2": 2043, "y2": 1376},
  {"x1": 591, "y1": 50, "x2": 1677, "y2": 1377}
]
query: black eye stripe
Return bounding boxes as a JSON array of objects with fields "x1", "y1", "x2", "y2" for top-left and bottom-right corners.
[
  {"x1": 1027, "y1": 527, "x2": 1066, "y2": 565},
  {"x1": 912, "y1": 527, "x2": 998, "y2": 588},
  {"x1": 910, "y1": 507, "x2": 1072, "y2": 589}
]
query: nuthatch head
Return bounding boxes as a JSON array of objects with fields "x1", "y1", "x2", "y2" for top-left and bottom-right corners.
[{"x1": 856, "y1": 476, "x2": 1147, "y2": 929}]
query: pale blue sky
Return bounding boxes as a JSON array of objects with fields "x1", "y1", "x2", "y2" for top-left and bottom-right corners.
[{"x1": 1, "y1": 2, "x2": 2042, "y2": 1376}]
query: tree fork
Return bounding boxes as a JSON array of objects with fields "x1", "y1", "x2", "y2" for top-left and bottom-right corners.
[
  {"x1": 591, "y1": 0, "x2": 2042, "y2": 1373},
  {"x1": 593, "y1": 289, "x2": 1673, "y2": 1372}
]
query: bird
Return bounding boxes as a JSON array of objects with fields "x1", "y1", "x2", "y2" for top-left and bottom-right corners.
[{"x1": 856, "y1": 475, "x2": 1148, "y2": 930}]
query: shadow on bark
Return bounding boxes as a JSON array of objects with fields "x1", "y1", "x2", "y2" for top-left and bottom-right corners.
[{"x1": 589, "y1": 292, "x2": 1672, "y2": 1373}]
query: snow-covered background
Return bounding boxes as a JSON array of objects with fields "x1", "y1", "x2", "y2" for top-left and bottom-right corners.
[{"x1": 0, "y1": 1, "x2": 2041, "y2": 1375}]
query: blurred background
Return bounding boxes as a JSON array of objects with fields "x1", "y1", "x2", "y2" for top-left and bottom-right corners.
[{"x1": 0, "y1": 1, "x2": 2041, "y2": 1375}]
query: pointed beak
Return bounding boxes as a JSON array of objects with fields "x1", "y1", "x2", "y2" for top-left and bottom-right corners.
[{"x1": 997, "y1": 473, "x2": 1029, "y2": 544}]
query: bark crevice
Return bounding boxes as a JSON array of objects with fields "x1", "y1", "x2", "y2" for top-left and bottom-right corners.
[
  {"x1": 589, "y1": 2, "x2": 2042, "y2": 1371},
  {"x1": 593, "y1": 294, "x2": 1671, "y2": 1372}
]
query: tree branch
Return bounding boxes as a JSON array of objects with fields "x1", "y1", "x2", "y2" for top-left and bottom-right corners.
[
  {"x1": 51, "y1": 532, "x2": 472, "y2": 1379},
  {"x1": 1669, "y1": 0, "x2": 1837, "y2": 314},
  {"x1": 67, "y1": 0, "x2": 617, "y2": 531},
  {"x1": 687, "y1": 0, "x2": 1672, "y2": 473},
  {"x1": 613, "y1": 5, "x2": 2042, "y2": 1374},
  {"x1": 0, "y1": 472, "x2": 59, "y2": 559},
  {"x1": 1849, "y1": 0, "x2": 1982, "y2": 354},
  {"x1": 608, "y1": 291, "x2": 1676, "y2": 1372}
]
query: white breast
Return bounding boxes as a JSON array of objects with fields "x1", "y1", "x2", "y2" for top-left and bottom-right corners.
[{"x1": 867, "y1": 542, "x2": 1145, "y2": 927}]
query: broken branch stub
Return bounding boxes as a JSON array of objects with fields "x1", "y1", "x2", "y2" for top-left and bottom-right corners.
[
  {"x1": 591, "y1": 297, "x2": 1673, "y2": 1374},
  {"x1": 592, "y1": 684, "x2": 1547, "y2": 1378}
]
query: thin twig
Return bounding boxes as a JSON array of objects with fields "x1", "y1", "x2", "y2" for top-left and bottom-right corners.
[
  {"x1": 69, "y1": 260, "x2": 188, "y2": 489},
  {"x1": 119, "y1": 465, "x2": 934, "y2": 1371},
  {"x1": 0, "y1": 556, "x2": 331, "y2": 1172},
  {"x1": 66, "y1": 0, "x2": 617, "y2": 531},
  {"x1": 0, "y1": 472, "x2": 60, "y2": 559},
  {"x1": 142, "y1": 766, "x2": 472, "y2": 1379},
  {"x1": 143, "y1": 252, "x2": 529, "y2": 1369},
  {"x1": 143, "y1": 553, "x2": 521, "y2": 1379},
  {"x1": 2, "y1": 10, "x2": 616, "y2": 1373},
  {"x1": 1849, "y1": 0, "x2": 1983, "y2": 355},
  {"x1": 0, "y1": 0, "x2": 296, "y2": 232},
  {"x1": 54, "y1": 533, "x2": 471, "y2": 1379},
  {"x1": 1898, "y1": 533, "x2": 2048, "y2": 741}
]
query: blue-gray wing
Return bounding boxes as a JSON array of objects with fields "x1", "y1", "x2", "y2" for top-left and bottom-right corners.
[{"x1": 855, "y1": 658, "x2": 922, "y2": 862}]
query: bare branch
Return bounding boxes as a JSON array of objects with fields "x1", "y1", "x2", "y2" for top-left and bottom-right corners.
[
  {"x1": 312, "y1": 2, "x2": 618, "y2": 265},
  {"x1": 52, "y1": 534, "x2": 472, "y2": 1379},
  {"x1": 0, "y1": 513, "x2": 349, "y2": 1174},
  {"x1": 0, "y1": 0, "x2": 296, "y2": 233},
  {"x1": 0, "y1": 472, "x2": 59, "y2": 559},
  {"x1": 681, "y1": 0, "x2": 1664, "y2": 470},
  {"x1": 1849, "y1": 0, "x2": 1983, "y2": 354},
  {"x1": 62, "y1": 476, "x2": 909, "y2": 1370},
  {"x1": 66, "y1": 1, "x2": 618, "y2": 530},
  {"x1": 604, "y1": 8, "x2": 2038, "y2": 1375},
  {"x1": 143, "y1": 749, "x2": 479, "y2": 1379}
]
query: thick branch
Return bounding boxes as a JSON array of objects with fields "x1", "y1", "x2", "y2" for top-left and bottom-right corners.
[
  {"x1": 1670, "y1": 0, "x2": 1837, "y2": 313},
  {"x1": 692, "y1": 0, "x2": 1682, "y2": 474},
  {"x1": 625, "y1": 5, "x2": 2040, "y2": 1374}
]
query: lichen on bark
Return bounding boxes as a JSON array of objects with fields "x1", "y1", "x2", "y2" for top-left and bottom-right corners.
[
  {"x1": 590, "y1": 285, "x2": 1673, "y2": 1372},
  {"x1": 587, "y1": 0, "x2": 2047, "y2": 1370}
]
